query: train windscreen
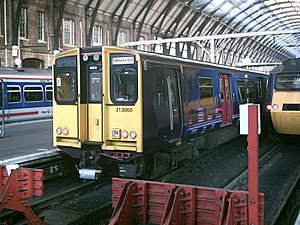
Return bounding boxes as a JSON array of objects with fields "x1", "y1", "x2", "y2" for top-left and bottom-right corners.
[
  {"x1": 276, "y1": 73, "x2": 300, "y2": 90},
  {"x1": 54, "y1": 56, "x2": 77, "y2": 104},
  {"x1": 110, "y1": 54, "x2": 137, "y2": 104}
]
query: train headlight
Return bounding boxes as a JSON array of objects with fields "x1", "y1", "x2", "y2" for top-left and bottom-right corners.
[
  {"x1": 121, "y1": 130, "x2": 128, "y2": 139},
  {"x1": 130, "y1": 131, "x2": 137, "y2": 139},
  {"x1": 56, "y1": 127, "x2": 62, "y2": 135},
  {"x1": 272, "y1": 104, "x2": 279, "y2": 111},
  {"x1": 267, "y1": 104, "x2": 272, "y2": 111},
  {"x1": 112, "y1": 129, "x2": 121, "y2": 139},
  {"x1": 63, "y1": 127, "x2": 69, "y2": 135}
]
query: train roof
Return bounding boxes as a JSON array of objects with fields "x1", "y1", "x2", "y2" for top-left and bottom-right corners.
[
  {"x1": 103, "y1": 46, "x2": 269, "y2": 76},
  {"x1": 68, "y1": 46, "x2": 268, "y2": 76},
  {"x1": 271, "y1": 58, "x2": 300, "y2": 74},
  {"x1": 0, "y1": 67, "x2": 51, "y2": 80}
]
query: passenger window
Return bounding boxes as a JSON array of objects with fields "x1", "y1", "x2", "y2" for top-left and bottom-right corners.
[
  {"x1": 248, "y1": 80, "x2": 257, "y2": 101},
  {"x1": 155, "y1": 72, "x2": 167, "y2": 106},
  {"x1": 24, "y1": 86, "x2": 43, "y2": 102},
  {"x1": 0, "y1": 83, "x2": 2, "y2": 106},
  {"x1": 45, "y1": 85, "x2": 53, "y2": 101},
  {"x1": 55, "y1": 72, "x2": 77, "y2": 103},
  {"x1": 7, "y1": 86, "x2": 21, "y2": 103},
  {"x1": 199, "y1": 77, "x2": 214, "y2": 106},
  {"x1": 238, "y1": 80, "x2": 247, "y2": 101}
]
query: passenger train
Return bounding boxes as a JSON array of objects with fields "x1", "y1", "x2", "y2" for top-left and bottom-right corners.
[
  {"x1": 52, "y1": 46, "x2": 268, "y2": 179},
  {"x1": 0, "y1": 67, "x2": 52, "y2": 123},
  {"x1": 266, "y1": 58, "x2": 300, "y2": 135}
]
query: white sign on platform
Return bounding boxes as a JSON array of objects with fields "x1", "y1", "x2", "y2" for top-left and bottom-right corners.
[{"x1": 239, "y1": 103, "x2": 261, "y2": 135}]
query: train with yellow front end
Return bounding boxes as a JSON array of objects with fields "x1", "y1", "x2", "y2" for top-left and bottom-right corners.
[
  {"x1": 53, "y1": 46, "x2": 268, "y2": 179},
  {"x1": 266, "y1": 58, "x2": 300, "y2": 135}
]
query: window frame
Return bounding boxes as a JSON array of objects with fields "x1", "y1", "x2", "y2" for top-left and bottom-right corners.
[
  {"x1": 110, "y1": 54, "x2": 138, "y2": 105},
  {"x1": 198, "y1": 76, "x2": 215, "y2": 106},
  {"x1": 54, "y1": 67, "x2": 78, "y2": 105},
  {"x1": 37, "y1": 10, "x2": 45, "y2": 41},
  {"x1": 63, "y1": 18, "x2": 75, "y2": 46},
  {"x1": 7, "y1": 85, "x2": 22, "y2": 104},
  {"x1": 19, "y1": 7, "x2": 28, "y2": 39},
  {"x1": 23, "y1": 85, "x2": 44, "y2": 103},
  {"x1": 92, "y1": 25, "x2": 103, "y2": 46},
  {"x1": 45, "y1": 85, "x2": 53, "y2": 102},
  {"x1": 117, "y1": 31, "x2": 126, "y2": 46}
]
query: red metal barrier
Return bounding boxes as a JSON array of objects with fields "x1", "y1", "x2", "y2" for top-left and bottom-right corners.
[
  {"x1": 248, "y1": 105, "x2": 260, "y2": 225},
  {"x1": 109, "y1": 178, "x2": 264, "y2": 225},
  {"x1": 0, "y1": 166, "x2": 45, "y2": 225}
]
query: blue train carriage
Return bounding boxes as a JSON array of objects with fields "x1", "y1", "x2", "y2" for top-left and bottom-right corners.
[
  {"x1": 266, "y1": 58, "x2": 300, "y2": 135},
  {"x1": 52, "y1": 46, "x2": 268, "y2": 179},
  {"x1": 0, "y1": 67, "x2": 52, "y2": 123}
]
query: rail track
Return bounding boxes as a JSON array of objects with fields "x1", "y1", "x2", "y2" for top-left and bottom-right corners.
[{"x1": 1, "y1": 135, "x2": 299, "y2": 225}]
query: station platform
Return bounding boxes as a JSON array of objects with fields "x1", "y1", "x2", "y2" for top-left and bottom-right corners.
[{"x1": 0, "y1": 119, "x2": 60, "y2": 165}]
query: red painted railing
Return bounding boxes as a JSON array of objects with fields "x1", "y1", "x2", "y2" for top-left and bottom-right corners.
[{"x1": 0, "y1": 166, "x2": 45, "y2": 225}]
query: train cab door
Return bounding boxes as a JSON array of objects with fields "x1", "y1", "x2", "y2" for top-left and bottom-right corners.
[
  {"x1": 166, "y1": 69, "x2": 182, "y2": 142},
  {"x1": 86, "y1": 63, "x2": 103, "y2": 143},
  {"x1": 0, "y1": 80, "x2": 4, "y2": 137},
  {"x1": 219, "y1": 74, "x2": 233, "y2": 126}
]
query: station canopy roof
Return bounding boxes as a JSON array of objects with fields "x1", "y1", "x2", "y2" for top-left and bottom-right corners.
[{"x1": 77, "y1": 0, "x2": 300, "y2": 63}]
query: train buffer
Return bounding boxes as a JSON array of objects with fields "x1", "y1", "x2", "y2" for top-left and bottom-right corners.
[
  {"x1": 109, "y1": 105, "x2": 264, "y2": 225},
  {"x1": 0, "y1": 165, "x2": 45, "y2": 225}
]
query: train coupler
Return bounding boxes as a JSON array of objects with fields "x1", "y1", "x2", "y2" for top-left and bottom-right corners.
[{"x1": 78, "y1": 168, "x2": 102, "y2": 180}]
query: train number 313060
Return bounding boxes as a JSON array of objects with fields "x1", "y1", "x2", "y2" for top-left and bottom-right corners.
[{"x1": 115, "y1": 107, "x2": 133, "y2": 112}]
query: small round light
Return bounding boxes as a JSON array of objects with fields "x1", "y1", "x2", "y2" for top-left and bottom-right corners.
[
  {"x1": 56, "y1": 127, "x2": 62, "y2": 135},
  {"x1": 93, "y1": 54, "x2": 100, "y2": 61},
  {"x1": 266, "y1": 105, "x2": 272, "y2": 111},
  {"x1": 112, "y1": 129, "x2": 120, "y2": 138},
  {"x1": 272, "y1": 104, "x2": 279, "y2": 110},
  {"x1": 121, "y1": 130, "x2": 128, "y2": 139},
  {"x1": 83, "y1": 54, "x2": 89, "y2": 61},
  {"x1": 63, "y1": 127, "x2": 69, "y2": 135},
  {"x1": 130, "y1": 131, "x2": 137, "y2": 139}
]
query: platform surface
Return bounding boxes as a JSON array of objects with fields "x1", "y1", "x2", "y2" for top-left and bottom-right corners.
[{"x1": 0, "y1": 119, "x2": 56, "y2": 162}]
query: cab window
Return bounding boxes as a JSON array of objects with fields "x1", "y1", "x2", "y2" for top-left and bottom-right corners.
[
  {"x1": 110, "y1": 54, "x2": 137, "y2": 104},
  {"x1": 54, "y1": 56, "x2": 77, "y2": 104},
  {"x1": 55, "y1": 72, "x2": 77, "y2": 102}
]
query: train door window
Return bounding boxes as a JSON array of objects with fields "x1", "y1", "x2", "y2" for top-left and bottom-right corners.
[
  {"x1": 257, "y1": 79, "x2": 264, "y2": 99},
  {"x1": 89, "y1": 66, "x2": 102, "y2": 103},
  {"x1": 237, "y1": 80, "x2": 247, "y2": 101},
  {"x1": 7, "y1": 85, "x2": 21, "y2": 103},
  {"x1": 199, "y1": 77, "x2": 214, "y2": 106},
  {"x1": 24, "y1": 85, "x2": 43, "y2": 102},
  {"x1": 155, "y1": 71, "x2": 167, "y2": 106},
  {"x1": 45, "y1": 85, "x2": 53, "y2": 101},
  {"x1": 248, "y1": 80, "x2": 257, "y2": 101},
  {"x1": 219, "y1": 78, "x2": 224, "y2": 100}
]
